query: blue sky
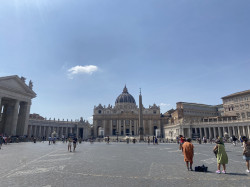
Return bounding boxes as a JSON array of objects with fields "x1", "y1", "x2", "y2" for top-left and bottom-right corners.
[{"x1": 1, "y1": 0, "x2": 250, "y2": 123}]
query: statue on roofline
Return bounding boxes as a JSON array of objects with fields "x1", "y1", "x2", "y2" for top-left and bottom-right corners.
[{"x1": 29, "y1": 80, "x2": 33, "y2": 89}]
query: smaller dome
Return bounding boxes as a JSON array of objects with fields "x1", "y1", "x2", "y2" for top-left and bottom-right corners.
[{"x1": 115, "y1": 85, "x2": 136, "y2": 105}]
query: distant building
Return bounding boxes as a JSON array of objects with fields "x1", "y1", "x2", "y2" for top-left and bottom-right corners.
[
  {"x1": 93, "y1": 86, "x2": 162, "y2": 138},
  {"x1": 164, "y1": 90, "x2": 250, "y2": 140},
  {"x1": 222, "y1": 89, "x2": 250, "y2": 119}
]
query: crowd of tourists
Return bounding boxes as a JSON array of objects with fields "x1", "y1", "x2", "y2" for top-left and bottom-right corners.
[{"x1": 178, "y1": 135, "x2": 250, "y2": 174}]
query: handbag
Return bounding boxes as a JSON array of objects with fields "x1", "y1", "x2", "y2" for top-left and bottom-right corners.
[
  {"x1": 195, "y1": 165, "x2": 208, "y2": 172},
  {"x1": 213, "y1": 147, "x2": 218, "y2": 158}
]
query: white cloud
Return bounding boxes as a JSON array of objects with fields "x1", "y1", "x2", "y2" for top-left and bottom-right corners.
[
  {"x1": 159, "y1": 103, "x2": 171, "y2": 107},
  {"x1": 67, "y1": 65, "x2": 98, "y2": 79}
]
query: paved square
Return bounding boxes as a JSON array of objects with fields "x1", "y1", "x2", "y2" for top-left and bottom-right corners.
[{"x1": 0, "y1": 141, "x2": 250, "y2": 187}]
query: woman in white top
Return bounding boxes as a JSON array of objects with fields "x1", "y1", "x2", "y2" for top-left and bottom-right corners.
[{"x1": 68, "y1": 138, "x2": 72, "y2": 152}]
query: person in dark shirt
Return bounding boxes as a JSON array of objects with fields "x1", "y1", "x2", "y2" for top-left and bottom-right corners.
[{"x1": 73, "y1": 137, "x2": 78, "y2": 152}]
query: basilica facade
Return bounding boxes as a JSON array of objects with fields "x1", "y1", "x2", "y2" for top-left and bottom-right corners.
[{"x1": 93, "y1": 86, "x2": 161, "y2": 138}]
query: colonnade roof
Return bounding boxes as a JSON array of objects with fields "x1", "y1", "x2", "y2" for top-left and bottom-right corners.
[
  {"x1": 221, "y1": 89, "x2": 250, "y2": 99},
  {"x1": 0, "y1": 75, "x2": 36, "y2": 98}
]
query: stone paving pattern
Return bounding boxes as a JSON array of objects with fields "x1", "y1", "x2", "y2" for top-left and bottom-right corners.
[{"x1": 0, "y1": 141, "x2": 250, "y2": 187}]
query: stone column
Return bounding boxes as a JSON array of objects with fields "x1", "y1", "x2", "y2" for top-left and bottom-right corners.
[
  {"x1": 208, "y1": 127, "x2": 212, "y2": 139},
  {"x1": 43, "y1": 126, "x2": 46, "y2": 137},
  {"x1": 21, "y1": 102, "x2": 31, "y2": 136},
  {"x1": 204, "y1": 127, "x2": 208, "y2": 138},
  {"x1": 213, "y1": 127, "x2": 216, "y2": 138},
  {"x1": 233, "y1": 126, "x2": 236, "y2": 136},
  {"x1": 0, "y1": 96, "x2": 2, "y2": 114},
  {"x1": 237, "y1": 126, "x2": 241, "y2": 138},
  {"x1": 123, "y1": 120, "x2": 126, "y2": 136},
  {"x1": 190, "y1": 127, "x2": 192, "y2": 138},
  {"x1": 103, "y1": 120, "x2": 106, "y2": 136},
  {"x1": 223, "y1": 127, "x2": 226, "y2": 135},
  {"x1": 243, "y1": 126, "x2": 246, "y2": 136},
  {"x1": 218, "y1": 127, "x2": 222, "y2": 137},
  {"x1": 10, "y1": 100, "x2": 20, "y2": 136},
  {"x1": 149, "y1": 120, "x2": 152, "y2": 135},
  {"x1": 110, "y1": 120, "x2": 112, "y2": 135},
  {"x1": 248, "y1": 126, "x2": 250, "y2": 139},
  {"x1": 66, "y1": 127, "x2": 68, "y2": 137},
  {"x1": 75, "y1": 127, "x2": 78, "y2": 137},
  {"x1": 199, "y1": 128, "x2": 202, "y2": 139},
  {"x1": 116, "y1": 120, "x2": 119, "y2": 135},
  {"x1": 228, "y1": 126, "x2": 232, "y2": 137},
  {"x1": 130, "y1": 120, "x2": 132, "y2": 135},
  {"x1": 38, "y1": 126, "x2": 42, "y2": 137},
  {"x1": 33, "y1": 126, "x2": 37, "y2": 137},
  {"x1": 136, "y1": 120, "x2": 139, "y2": 135}
]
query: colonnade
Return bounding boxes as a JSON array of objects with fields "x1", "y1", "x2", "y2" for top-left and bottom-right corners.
[
  {"x1": 0, "y1": 97, "x2": 31, "y2": 136},
  {"x1": 28, "y1": 125, "x2": 77, "y2": 138},
  {"x1": 183, "y1": 124, "x2": 250, "y2": 139}
]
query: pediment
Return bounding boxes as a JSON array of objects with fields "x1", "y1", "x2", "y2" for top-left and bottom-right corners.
[{"x1": 0, "y1": 75, "x2": 36, "y2": 98}]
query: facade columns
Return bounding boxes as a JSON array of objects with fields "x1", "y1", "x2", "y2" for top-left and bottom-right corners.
[
  {"x1": 103, "y1": 120, "x2": 106, "y2": 136},
  {"x1": 22, "y1": 102, "x2": 31, "y2": 136},
  {"x1": 123, "y1": 120, "x2": 125, "y2": 135},
  {"x1": 33, "y1": 126, "x2": 37, "y2": 137},
  {"x1": 38, "y1": 126, "x2": 41, "y2": 137},
  {"x1": 218, "y1": 127, "x2": 222, "y2": 138},
  {"x1": 110, "y1": 120, "x2": 112, "y2": 135},
  {"x1": 149, "y1": 120, "x2": 153, "y2": 135},
  {"x1": 209, "y1": 127, "x2": 212, "y2": 138},
  {"x1": 189, "y1": 127, "x2": 192, "y2": 138},
  {"x1": 43, "y1": 127, "x2": 46, "y2": 137},
  {"x1": 213, "y1": 127, "x2": 216, "y2": 138},
  {"x1": 0, "y1": 96, "x2": 2, "y2": 114},
  {"x1": 130, "y1": 120, "x2": 132, "y2": 135},
  {"x1": 237, "y1": 126, "x2": 241, "y2": 138},
  {"x1": 199, "y1": 128, "x2": 202, "y2": 139},
  {"x1": 243, "y1": 126, "x2": 246, "y2": 136},
  {"x1": 248, "y1": 126, "x2": 250, "y2": 139},
  {"x1": 11, "y1": 100, "x2": 20, "y2": 136},
  {"x1": 204, "y1": 127, "x2": 208, "y2": 138},
  {"x1": 66, "y1": 127, "x2": 68, "y2": 137},
  {"x1": 233, "y1": 126, "x2": 236, "y2": 136}
]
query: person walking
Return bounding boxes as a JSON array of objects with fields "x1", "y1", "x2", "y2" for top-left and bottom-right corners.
[
  {"x1": 182, "y1": 138, "x2": 194, "y2": 171},
  {"x1": 179, "y1": 136, "x2": 185, "y2": 150},
  {"x1": 73, "y1": 137, "x2": 78, "y2": 152},
  {"x1": 147, "y1": 136, "x2": 150, "y2": 145},
  {"x1": 68, "y1": 138, "x2": 72, "y2": 152},
  {"x1": 242, "y1": 136, "x2": 250, "y2": 173},
  {"x1": 213, "y1": 138, "x2": 228, "y2": 174}
]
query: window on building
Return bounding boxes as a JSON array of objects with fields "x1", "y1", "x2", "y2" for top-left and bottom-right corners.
[
  {"x1": 242, "y1": 113, "x2": 246, "y2": 119},
  {"x1": 247, "y1": 112, "x2": 250, "y2": 118},
  {"x1": 98, "y1": 110, "x2": 101, "y2": 114}
]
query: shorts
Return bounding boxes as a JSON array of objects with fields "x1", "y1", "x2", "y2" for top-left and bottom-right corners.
[{"x1": 243, "y1": 156, "x2": 250, "y2": 161}]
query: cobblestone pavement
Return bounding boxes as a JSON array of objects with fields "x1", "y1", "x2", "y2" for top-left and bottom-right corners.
[{"x1": 0, "y1": 141, "x2": 249, "y2": 187}]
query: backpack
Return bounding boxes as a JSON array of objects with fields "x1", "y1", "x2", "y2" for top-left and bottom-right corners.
[{"x1": 244, "y1": 142, "x2": 250, "y2": 157}]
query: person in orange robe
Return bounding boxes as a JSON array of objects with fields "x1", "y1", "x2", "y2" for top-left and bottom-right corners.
[{"x1": 182, "y1": 138, "x2": 194, "y2": 171}]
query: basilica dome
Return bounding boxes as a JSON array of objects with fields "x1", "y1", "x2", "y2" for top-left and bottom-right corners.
[{"x1": 115, "y1": 86, "x2": 136, "y2": 105}]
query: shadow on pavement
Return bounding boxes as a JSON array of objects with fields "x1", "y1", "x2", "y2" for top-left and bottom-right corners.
[{"x1": 226, "y1": 173, "x2": 248, "y2": 176}]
